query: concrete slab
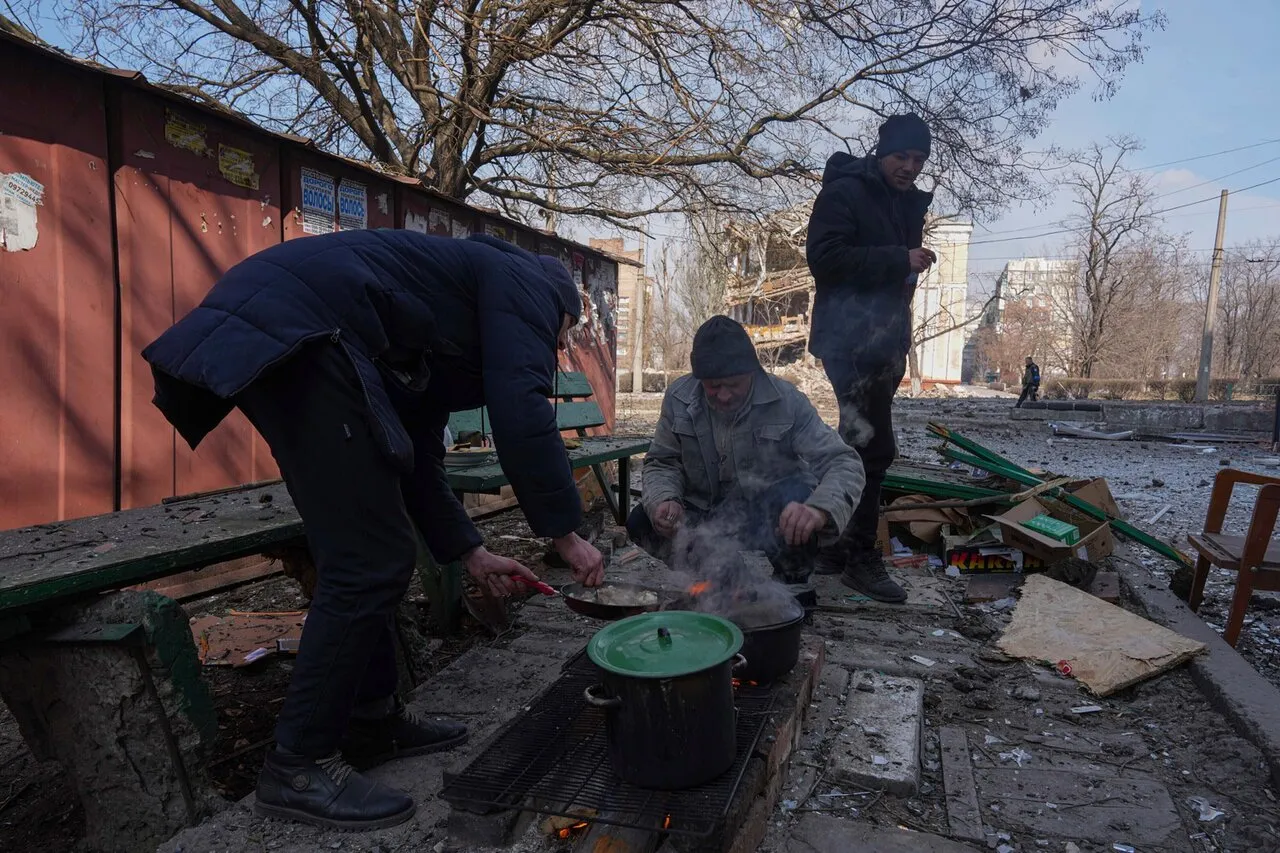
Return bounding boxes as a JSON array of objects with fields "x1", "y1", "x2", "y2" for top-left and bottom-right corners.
[
  {"x1": 828, "y1": 671, "x2": 923, "y2": 796},
  {"x1": 939, "y1": 727, "x2": 984, "y2": 843},
  {"x1": 814, "y1": 568, "x2": 955, "y2": 615},
  {"x1": 788, "y1": 814, "x2": 983, "y2": 853},
  {"x1": 1114, "y1": 555, "x2": 1280, "y2": 789},
  {"x1": 973, "y1": 766, "x2": 1182, "y2": 845}
]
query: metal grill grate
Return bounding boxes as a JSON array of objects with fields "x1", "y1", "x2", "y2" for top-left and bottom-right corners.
[{"x1": 441, "y1": 656, "x2": 775, "y2": 838}]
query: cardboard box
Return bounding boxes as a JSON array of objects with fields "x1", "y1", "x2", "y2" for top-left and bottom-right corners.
[
  {"x1": 1067, "y1": 477, "x2": 1123, "y2": 520},
  {"x1": 988, "y1": 497, "x2": 1114, "y2": 564},
  {"x1": 943, "y1": 525, "x2": 1046, "y2": 574}
]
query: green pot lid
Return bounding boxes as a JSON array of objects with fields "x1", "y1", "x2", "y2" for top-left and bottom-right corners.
[{"x1": 587, "y1": 611, "x2": 743, "y2": 679}]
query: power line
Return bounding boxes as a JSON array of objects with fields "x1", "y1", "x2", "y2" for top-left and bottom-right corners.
[
  {"x1": 1138, "y1": 138, "x2": 1280, "y2": 171},
  {"x1": 1154, "y1": 155, "x2": 1280, "y2": 200}
]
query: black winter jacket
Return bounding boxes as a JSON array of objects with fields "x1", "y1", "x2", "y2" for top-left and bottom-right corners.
[
  {"x1": 805, "y1": 153, "x2": 932, "y2": 363},
  {"x1": 142, "y1": 229, "x2": 581, "y2": 561}
]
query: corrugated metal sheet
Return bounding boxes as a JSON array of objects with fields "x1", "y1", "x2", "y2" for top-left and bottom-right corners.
[
  {"x1": 113, "y1": 88, "x2": 284, "y2": 508},
  {"x1": 0, "y1": 31, "x2": 625, "y2": 528},
  {"x1": 0, "y1": 41, "x2": 116, "y2": 528}
]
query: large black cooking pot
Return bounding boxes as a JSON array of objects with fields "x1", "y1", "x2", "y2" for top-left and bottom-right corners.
[
  {"x1": 585, "y1": 611, "x2": 745, "y2": 790},
  {"x1": 667, "y1": 590, "x2": 805, "y2": 684}
]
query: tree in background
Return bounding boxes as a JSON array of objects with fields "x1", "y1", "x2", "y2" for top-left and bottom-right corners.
[
  {"x1": 7, "y1": 0, "x2": 1158, "y2": 226},
  {"x1": 1060, "y1": 137, "x2": 1159, "y2": 378},
  {"x1": 1217, "y1": 240, "x2": 1280, "y2": 380}
]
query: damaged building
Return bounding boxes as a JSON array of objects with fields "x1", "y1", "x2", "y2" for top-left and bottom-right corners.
[{"x1": 723, "y1": 205, "x2": 974, "y2": 384}]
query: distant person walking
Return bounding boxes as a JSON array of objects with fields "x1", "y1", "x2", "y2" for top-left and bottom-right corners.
[
  {"x1": 805, "y1": 113, "x2": 936, "y2": 604},
  {"x1": 1016, "y1": 356, "x2": 1041, "y2": 408}
]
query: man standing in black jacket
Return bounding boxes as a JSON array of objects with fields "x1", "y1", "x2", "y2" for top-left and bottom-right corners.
[{"x1": 805, "y1": 114, "x2": 935, "y2": 603}]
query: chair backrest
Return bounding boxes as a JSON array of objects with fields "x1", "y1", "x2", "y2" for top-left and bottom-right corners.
[{"x1": 447, "y1": 372, "x2": 603, "y2": 437}]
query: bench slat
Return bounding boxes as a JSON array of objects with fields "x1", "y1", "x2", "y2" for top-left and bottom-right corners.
[
  {"x1": 0, "y1": 484, "x2": 303, "y2": 616},
  {"x1": 449, "y1": 400, "x2": 605, "y2": 437},
  {"x1": 446, "y1": 436, "x2": 650, "y2": 492}
]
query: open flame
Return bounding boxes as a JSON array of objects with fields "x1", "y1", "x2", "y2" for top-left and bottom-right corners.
[
  {"x1": 663, "y1": 814, "x2": 672, "y2": 830},
  {"x1": 731, "y1": 678, "x2": 760, "y2": 689},
  {"x1": 556, "y1": 821, "x2": 589, "y2": 839},
  {"x1": 688, "y1": 580, "x2": 711, "y2": 597}
]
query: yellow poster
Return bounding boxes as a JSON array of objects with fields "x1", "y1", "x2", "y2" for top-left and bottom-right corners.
[
  {"x1": 218, "y1": 144, "x2": 259, "y2": 190},
  {"x1": 164, "y1": 110, "x2": 207, "y2": 155}
]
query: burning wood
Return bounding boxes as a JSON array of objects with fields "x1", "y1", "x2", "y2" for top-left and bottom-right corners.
[
  {"x1": 540, "y1": 810, "x2": 596, "y2": 838},
  {"x1": 556, "y1": 821, "x2": 589, "y2": 839},
  {"x1": 688, "y1": 580, "x2": 711, "y2": 596}
]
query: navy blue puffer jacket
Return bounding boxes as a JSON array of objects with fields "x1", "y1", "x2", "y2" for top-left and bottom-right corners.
[{"x1": 143, "y1": 229, "x2": 582, "y2": 560}]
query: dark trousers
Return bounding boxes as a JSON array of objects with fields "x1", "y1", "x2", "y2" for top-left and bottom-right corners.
[
  {"x1": 236, "y1": 343, "x2": 417, "y2": 758},
  {"x1": 822, "y1": 357, "x2": 904, "y2": 555},
  {"x1": 1015, "y1": 384, "x2": 1039, "y2": 408},
  {"x1": 626, "y1": 476, "x2": 817, "y2": 582}
]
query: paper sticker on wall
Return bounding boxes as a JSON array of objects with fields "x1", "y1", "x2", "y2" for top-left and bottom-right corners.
[
  {"x1": 165, "y1": 110, "x2": 207, "y2": 155},
  {"x1": 404, "y1": 210, "x2": 430, "y2": 234},
  {"x1": 218, "y1": 144, "x2": 259, "y2": 189},
  {"x1": 337, "y1": 180, "x2": 367, "y2": 231},
  {"x1": 452, "y1": 219, "x2": 471, "y2": 239},
  {"x1": 300, "y1": 168, "x2": 336, "y2": 235},
  {"x1": 0, "y1": 172, "x2": 44, "y2": 252},
  {"x1": 429, "y1": 208, "x2": 451, "y2": 235},
  {"x1": 572, "y1": 252, "x2": 586, "y2": 288},
  {"x1": 484, "y1": 222, "x2": 508, "y2": 240}
]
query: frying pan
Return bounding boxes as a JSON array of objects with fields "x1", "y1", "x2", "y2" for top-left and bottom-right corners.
[{"x1": 559, "y1": 582, "x2": 666, "y2": 620}]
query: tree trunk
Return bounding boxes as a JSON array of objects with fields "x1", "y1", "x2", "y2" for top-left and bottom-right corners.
[{"x1": 908, "y1": 347, "x2": 923, "y2": 397}]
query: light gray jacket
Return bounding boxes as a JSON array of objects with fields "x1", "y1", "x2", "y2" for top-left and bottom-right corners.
[{"x1": 641, "y1": 372, "x2": 865, "y2": 537}]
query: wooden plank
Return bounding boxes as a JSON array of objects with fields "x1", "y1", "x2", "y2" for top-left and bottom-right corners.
[
  {"x1": 939, "y1": 726, "x2": 985, "y2": 843},
  {"x1": 0, "y1": 483, "x2": 303, "y2": 615},
  {"x1": 447, "y1": 437, "x2": 650, "y2": 492},
  {"x1": 449, "y1": 401, "x2": 606, "y2": 436},
  {"x1": 134, "y1": 556, "x2": 280, "y2": 601}
]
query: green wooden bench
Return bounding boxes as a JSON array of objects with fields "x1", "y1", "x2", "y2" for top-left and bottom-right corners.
[{"x1": 445, "y1": 371, "x2": 649, "y2": 525}]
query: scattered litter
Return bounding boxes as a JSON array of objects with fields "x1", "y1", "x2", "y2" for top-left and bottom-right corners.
[
  {"x1": 932, "y1": 629, "x2": 961, "y2": 638},
  {"x1": 872, "y1": 755, "x2": 889, "y2": 766},
  {"x1": 1049, "y1": 423, "x2": 1134, "y2": 441},
  {"x1": 1065, "y1": 844, "x2": 1081, "y2": 853},
  {"x1": 1113, "y1": 845, "x2": 1135, "y2": 853},
  {"x1": 986, "y1": 597, "x2": 1018, "y2": 612},
  {"x1": 190, "y1": 610, "x2": 306, "y2": 667},
  {"x1": 1056, "y1": 660, "x2": 1073, "y2": 677},
  {"x1": 998, "y1": 747, "x2": 1032, "y2": 766},
  {"x1": 890, "y1": 537, "x2": 913, "y2": 557},
  {"x1": 998, "y1": 576, "x2": 1206, "y2": 696},
  {"x1": 1187, "y1": 795, "x2": 1225, "y2": 822},
  {"x1": 781, "y1": 799, "x2": 798, "y2": 811},
  {"x1": 1012, "y1": 684, "x2": 1042, "y2": 701},
  {"x1": 997, "y1": 845, "x2": 1015, "y2": 853},
  {"x1": 1071, "y1": 705, "x2": 1104, "y2": 714},
  {"x1": 909, "y1": 654, "x2": 937, "y2": 667},
  {"x1": 1260, "y1": 457, "x2": 1280, "y2": 469},
  {"x1": 984, "y1": 734, "x2": 1005, "y2": 746},
  {"x1": 1147, "y1": 505, "x2": 1172, "y2": 524}
]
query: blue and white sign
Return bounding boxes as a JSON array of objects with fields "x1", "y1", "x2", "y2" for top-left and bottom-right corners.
[
  {"x1": 338, "y1": 180, "x2": 367, "y2": 231},
  {"x1": 300, "y1": 168, "x2": 335, "y2": 234}
]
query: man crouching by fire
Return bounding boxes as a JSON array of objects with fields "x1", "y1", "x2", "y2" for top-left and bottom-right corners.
[{"x1": 628, "y1": 316, "x2": 865, "y2": 593}]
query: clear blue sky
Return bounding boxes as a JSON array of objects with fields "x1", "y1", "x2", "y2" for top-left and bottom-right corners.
[{"x1": 970, "y1": 0, "x2": 1280, "y2": 281}]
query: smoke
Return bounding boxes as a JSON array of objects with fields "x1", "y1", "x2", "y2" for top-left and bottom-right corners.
[{"x1": 661, "y1": 506, "x2": 804, "y2": 628}]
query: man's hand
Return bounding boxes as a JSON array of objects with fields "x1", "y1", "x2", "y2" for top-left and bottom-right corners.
[
  {"x1": 908, "y1": 248, "x2": 936, "y2": 274},
  {"x1": 463, "y1": 546, "x2": 540, "y2": 598},
  {"x1": 553, "y1": 532, "x2": 605, "y2": 587},
  {"x1": 652, "y1": 500, "x2": 685, "y2": 538},
  {"x1": 778, "y1": 502, "x2": 829, "y2": 547}
]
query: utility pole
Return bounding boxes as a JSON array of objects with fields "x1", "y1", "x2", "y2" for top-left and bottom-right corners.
[
  {"x1": 630, "y1": 231, "x2": 648, "y2": 393},
  {"x1": 1194, "y1": 190, "x2": 1229, "y2": 403}
]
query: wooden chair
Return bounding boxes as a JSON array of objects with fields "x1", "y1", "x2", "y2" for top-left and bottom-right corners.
[{"x1": 1187, "y1": 469, "x2": 1280, "y2": 647}]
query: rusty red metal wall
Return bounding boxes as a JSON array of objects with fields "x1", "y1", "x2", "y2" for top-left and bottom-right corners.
[
  {"x1": 0, "y1": 32, "x2": 622, "y2": 529},
  {"x1": 0, "y1": 42, "x2": 116, "y2": 528},
  {"x1": 113, "y1": 88, "x2": 283, "y2": 508}
]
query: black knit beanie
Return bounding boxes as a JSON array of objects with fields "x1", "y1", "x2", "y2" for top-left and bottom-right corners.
[
  {"x1": 539, "y1": 255, "x2": 582, "y2": 323},
  {"x1": 690, "y1": 316, "x2": 761, "y2": 380},
  {"x1": 876, "y1": 113, "x2": 931, "y2": 158}
]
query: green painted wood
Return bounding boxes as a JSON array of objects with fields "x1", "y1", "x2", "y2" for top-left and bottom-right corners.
[
  {"x1": 552, "y1": 371, "x2": 594, "y2": 398},
  {"x1": 0, "y1": 484, "x2": 304, "y2": 615},
  {"x1": 449, "y1": 401, "x2": 605, "y2": 437},
  {"x1": 446, "y1": 437, "x2": 650, "y2": 492}
]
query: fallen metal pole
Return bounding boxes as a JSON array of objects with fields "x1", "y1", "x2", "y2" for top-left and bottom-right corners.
[{"x1": 927, "y1": 422, "x2": 1193, "y2": 569}]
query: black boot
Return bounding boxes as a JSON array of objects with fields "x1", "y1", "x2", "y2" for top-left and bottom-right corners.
[
  {"x1": 254, "y1": 748, "x2": 415, "y2": 830},
  {"x1": 841, "y1": 550, "x2": 907, "y2": 604},
  {"x1": 342, "y1": 697, "x2": 469, "y2": 771}
]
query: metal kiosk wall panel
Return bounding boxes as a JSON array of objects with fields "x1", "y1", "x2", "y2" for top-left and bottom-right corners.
[
  {"x1": 0, "y1": 44, "x2": 116, "y2": 528},
  {"x1": 282, "y1": 153, "x2": 394, "y2": 239},
  {"x1": 112, "y1": 88, "x2": 283, "y2": 507},
  {"x1": 398, "y1": 186, "x2": 464, "y2": 239}
]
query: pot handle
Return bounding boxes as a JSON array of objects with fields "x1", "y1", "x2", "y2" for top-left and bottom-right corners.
[
  {"x1": 731, "y1": 653, "x2": 748, "y2": 672},
  {"x1": 583, "y1": 684, "x2": 622, "y2": 710}
]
